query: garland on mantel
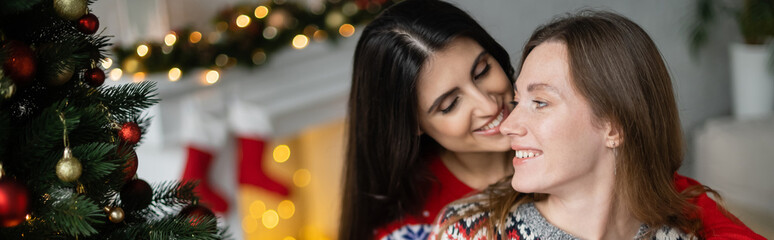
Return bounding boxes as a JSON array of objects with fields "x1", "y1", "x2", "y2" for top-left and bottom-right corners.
[{"x1": 110, "y1": 0, "x2": 395, "y2": 83}]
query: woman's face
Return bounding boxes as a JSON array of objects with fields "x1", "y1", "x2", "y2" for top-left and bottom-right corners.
[
  {"x1": 500, "y1": 41, "x2": 615, "y2": 194},
  {"x1": 416, "y1": 37, "x2": 513, "y2": 153}
]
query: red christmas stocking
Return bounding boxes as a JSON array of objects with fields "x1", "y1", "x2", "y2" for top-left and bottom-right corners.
[
  {"x1": 237, "y1": 137, "x2": 290, "y2": 196},
  {"x1": 181, "y1": 146, "x2": 229, "y2": 213}
]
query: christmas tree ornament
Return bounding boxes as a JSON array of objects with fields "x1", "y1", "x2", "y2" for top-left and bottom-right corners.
[
  {"x1": 0, "y1": 177, "x2": 30, "y2": 228},
  {"x1": 83, "y1": 67, "x2": 105, "y2": 87},
  {"x1": 49, "y1": 67, "x2": 75, "y2": 86},
  {"x1": 1, "y1": 40, "x2": 36, "y2": 87},
  {"x1": 178, "y1": 204, "x2": 215, "y2": 229},
  {"x1": 1, "y1": 84, "x2": 15, "y2": 99},
  {"x1": 76, "y1": 13, "x2": 99, "y2": 34},
  {"x1": 120, "y1": 179, "x2": 152, "y2": 211},
  {"x1": 118, "y1": 122, "x2": 141, "y2": 145},
  {"x1": 56, "y1": 147, "x2": 82, "y2": 182},
  {"x1": 76, "y1": 183, "x2": 86, "y2": 194},
  {"x1": 53, "y1": 0, "x2": 88, "y2": 21},
  {"x1": 104, "y1": 206, "x2": 124, "y2": 223},
  {"x1": 118, "y1": 146, "x2": 138, "y2": 182}
]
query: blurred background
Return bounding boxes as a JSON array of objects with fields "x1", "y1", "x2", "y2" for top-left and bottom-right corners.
[{"x1": 89, "y1": 0, "x2": 773, "y2": 239}]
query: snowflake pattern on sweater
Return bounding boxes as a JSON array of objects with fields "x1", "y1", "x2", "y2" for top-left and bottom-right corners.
[
  {"x1": 430, "y1": 201, "x2": 692, "y2": 240},
  {"x1": 381, "y1": 224, "x2": 433, "y2": 240}
]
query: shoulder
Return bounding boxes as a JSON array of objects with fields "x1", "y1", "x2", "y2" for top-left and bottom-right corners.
[
  {"x1": 430, "y1": 196, "x2": 544, "y2": 240},
  {"x1": 430, "y1": 199, "x2": 490, "y2": 240}
]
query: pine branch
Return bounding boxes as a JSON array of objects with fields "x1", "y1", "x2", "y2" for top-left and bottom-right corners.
[
  {"x1": 129, "y1": 181, "x2": 199, "y2": 219},
  {"x1": 0, "y1": 0, "x2": 44, "y2": 15},
  {"x1": 98, "y1": 81, "x2": 159, "y2": 120},
  {"x1": 73, "y1": 142, "x2": 120, "y2": 183},
  {"x1": 124, "y1": 216, "x2": 222, "y2": 240},
  {"x1": 0, "y1": 111, "x2": 8, "y2": 160},
  {"x1": 10, "y1": 100, "x2": 80, "y2": 188},
  {"x1": 42, "y1": 192, "x2": 104, "y2": 237}
]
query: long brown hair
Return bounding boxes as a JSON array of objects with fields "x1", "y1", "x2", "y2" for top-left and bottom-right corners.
[
  {"x1": 340, "y1": 0, "x2": 515, "y2": 239},
  {"x1": 441, "y1": 10, "x2": 716, "y2": 238}
]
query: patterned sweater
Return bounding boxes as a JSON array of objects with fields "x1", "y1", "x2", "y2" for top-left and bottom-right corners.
[
  {"x1": 374, "y1": 156, "x2": 763, "y2": 240},
  {"x1": 430, "y1": 201, "x2": 692, "y2": 240}
]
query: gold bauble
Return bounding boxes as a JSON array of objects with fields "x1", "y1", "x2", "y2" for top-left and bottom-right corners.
[
  {"x1": 53, "y1": 0, "x2": 88, "y2": 21},
  {"x1": 2, "y1": 84, "x2": 16, "y2": 99},
  {"x1": 106, "y1": 206, "x2": 124, "y2": 223},
  {"x1": 49, "y1": 67, "x2": 74, "y2": 86},
  {"x1": 1, "y1": 69, "x2": 15, "y2": 99},
  {"x1": 56, "y1": 147, "x2": 82, "y2": 182}
]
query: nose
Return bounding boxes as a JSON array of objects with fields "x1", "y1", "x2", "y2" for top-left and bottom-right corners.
[
  {"x1": 470, "y1": 87, "x2": 499, "y2": 118},
  {"x1": 500, "y1": 103, "x2": 526, "y2": 137}
]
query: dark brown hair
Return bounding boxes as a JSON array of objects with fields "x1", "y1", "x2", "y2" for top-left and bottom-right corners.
[
  {"x1": 340, "y1": 0, "x2": 515, "y2": 239},
  {"x1": 441, "y1": 10, "x2": 717, "y2": 238}
]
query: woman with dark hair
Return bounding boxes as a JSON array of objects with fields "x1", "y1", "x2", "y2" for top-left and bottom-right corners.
[
  {"x1": 342, "y1": 0, "x2": 516, "y2": 239},
  {"x1": 431, "y1": 10, "x2": 764, "y2": 240}
]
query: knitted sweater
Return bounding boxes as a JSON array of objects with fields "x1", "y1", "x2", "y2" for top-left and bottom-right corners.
[
  {"x1": 430, "y1": 201, "x2": 691, "y2": 240},
  {"x1": 374, "y1": 156, "x2": 764, "y2": 240}
]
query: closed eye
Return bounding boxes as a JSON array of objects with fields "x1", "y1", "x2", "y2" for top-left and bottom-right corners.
[
  {"x1": 473, "y1": 63, "x2": 490, "y2": 80},
  {"x1": 441, "y1": 97, "x2": 459, "y2": 114}
]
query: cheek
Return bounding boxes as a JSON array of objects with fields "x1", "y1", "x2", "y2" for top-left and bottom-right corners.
[{"x1": 427, "y1": 116, "x2": 470, "y2": 138}]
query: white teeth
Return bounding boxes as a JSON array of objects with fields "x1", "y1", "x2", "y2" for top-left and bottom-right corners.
[
  {"x1": 515, "y1": 151, "x2": 541, "y2": 159},
  {"x1": 480, "y1": 110, "x2": 505, "y2": 131}
]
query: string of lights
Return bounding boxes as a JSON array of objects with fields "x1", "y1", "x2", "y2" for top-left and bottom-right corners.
[{"x1": 108, "y1": 0, "x2": 393, "y2": 84}]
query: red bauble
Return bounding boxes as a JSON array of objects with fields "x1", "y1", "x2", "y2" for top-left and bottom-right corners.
[
  {"x1": 178, "y1": 205, "x2": 216, "y2": 229},
  {"x1": 120, "y1": 179, "x2": 152, "y2": 211},
  {"x1": 2, "y1": 40, "x2": 36, "y2": 87},
  {"x1": 77, "y1": 13, "x2": 99, "y2": 34},
  {"x1": 118, "y1": 122, "x2": 141, "y2": 145},
  {"x1": 84, "y1": 68, "x2": 105, "y2": 87},
  {"x1": 0, "y1": 178, "x2": 29, "y2": 228},
  {"x1": 120, "y1": 148, "x2": 138, "y2": 183}
]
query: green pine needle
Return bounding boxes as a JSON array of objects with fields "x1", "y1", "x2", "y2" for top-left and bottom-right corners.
[
  {"x1": 43, "y1": 193, "x2": 104, "y2": 237},
  {"x1": 98, "y1": 81, "x2": 160, "y2": 120},
  {"x1": 0, "y1": 0, "x2": 44, "y2": 15},
  {"x1": 73, "y1": 142, "x2": 121, "y2": 183}
]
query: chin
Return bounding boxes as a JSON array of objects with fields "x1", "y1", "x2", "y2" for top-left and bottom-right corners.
[{"x1": 510, "y1": 178, "x2": 542, "y2": 193}]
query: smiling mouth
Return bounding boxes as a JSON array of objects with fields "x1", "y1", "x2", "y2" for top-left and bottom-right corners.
[
  {"x1": 514, "y1": 150, "x2": 542, "y2": 159},
  {"x1": 475, "y1": 107, "x2": 506, "y2": 133}
]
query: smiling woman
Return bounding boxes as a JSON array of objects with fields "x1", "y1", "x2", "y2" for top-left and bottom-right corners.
[
  {"x1": 339, "y1": 0, "x2": 517, "y2": 239},
  {"x1": 431, "y1": 10, "x2": 765, "y2": 240},
  {"x1": 416, "y1": 37, "x2": 513, "y2": 154}
]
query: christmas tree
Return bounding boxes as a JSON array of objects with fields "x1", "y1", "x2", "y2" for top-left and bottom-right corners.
[{"x1": 0, "y1": 0, "x2": 226, "y2": 239}]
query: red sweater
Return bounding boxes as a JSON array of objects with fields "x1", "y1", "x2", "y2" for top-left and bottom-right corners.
[{"x1": 374, "y1": 157, "x2": 764, "y2": 240}]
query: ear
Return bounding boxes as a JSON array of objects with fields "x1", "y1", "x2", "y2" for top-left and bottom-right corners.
[
  {"x1": 604, "y1": 120, "x2": 622, "y2": 148},
  {"x1": 417, "y1": 128, "x2": 424, "y2": 136}
]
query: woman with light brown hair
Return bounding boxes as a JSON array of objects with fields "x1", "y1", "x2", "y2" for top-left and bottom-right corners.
[{"x1": 431, "y1": 10, "x2": 765, "y2": 240}]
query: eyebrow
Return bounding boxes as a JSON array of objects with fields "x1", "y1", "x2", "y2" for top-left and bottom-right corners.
[
  {"x1": 470, "y1": 51, "x2": 489, "y2": 77},
  {"x1": 427, "y1": 87, "x2": 459, "y2": 114},
  {"x1": 515, "y1": 83, "x2": 560, "y2": 94}
]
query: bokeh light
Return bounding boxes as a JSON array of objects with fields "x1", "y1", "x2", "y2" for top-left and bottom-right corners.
[
  {"x1": 293, "y1": 169, "x2": 311, "y2": 187},
  {"x1": 168, "y1": 68, "x2": 181, "y2": 82},
  {"x1": 262, "y1": 210, "x2": 279, "y2": 229},
  {"x1": 292, "y1": 35, "x2": 309, "y2": 49},
  {"x1": 273, "y1": 145, "x2": 291, "y2": 163}
]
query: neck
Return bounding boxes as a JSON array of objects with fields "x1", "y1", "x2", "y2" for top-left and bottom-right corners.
[
  {"x1": 535, "y1": 165, "x2": 640, "y2": 240},
  {"x1": 440, "y1": 150, "x2": 511, "y2": 190}
]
